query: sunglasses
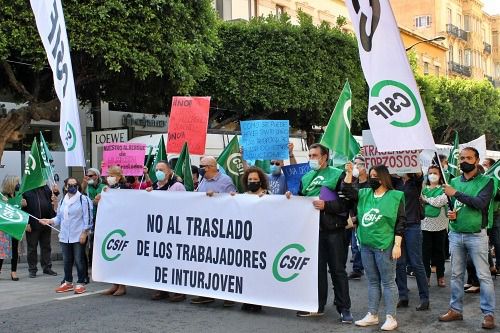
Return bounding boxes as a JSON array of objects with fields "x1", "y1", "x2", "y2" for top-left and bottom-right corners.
[
  {"x1": 86, "y1": 174, "x2": 96, "y2": 177},
  {"x1": 270, "y1": 162, "x2": 281, "y2": 166},
  {"x1": 199, "y1": 165, "x2": 212, "y2": 169}
]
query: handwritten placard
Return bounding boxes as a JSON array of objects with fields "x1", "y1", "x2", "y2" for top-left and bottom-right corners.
[
  {"x1": 282, "y1": 163, "x2": 311, "y2": 195},
  {"x1": 240, "y1": 120, "x2": 289, "y2": 160},
  {"x1": 102, "y1": 143, "x2": 146, "y2": 176},
  {"x1": 167, "y1": 96, "x2": 210, "y2": 155}
]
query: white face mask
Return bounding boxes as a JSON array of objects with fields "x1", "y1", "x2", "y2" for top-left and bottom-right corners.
[
  {"x1": 87, "y1": 179, "x2": 95, "y2": 185},
  {"x1": 428, "y1": 174, "x2": 439, "y2": 183},
  {"x1": 352, "y1": 166, "x2": 360, "y2": 178},
  {"x1": 309, "y1": 159, "x2": 321, "y2": 171},
  {"x1": 107, "y1": 176, "x2": 117, "y2": 186}
]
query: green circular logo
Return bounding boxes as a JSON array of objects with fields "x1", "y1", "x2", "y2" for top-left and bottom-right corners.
[
  {"x1": 370, "y1": 80, "x2": 421, "y2": 128},
  {"x1": 65, "y1": 122, "x2": 77, "y2": 151},
  {"x1": 101, "y1": 229, "x2": 128, "y2": 261},
  {"x1": 272, "y1": 243, "x2": 310, "y2": 282}
]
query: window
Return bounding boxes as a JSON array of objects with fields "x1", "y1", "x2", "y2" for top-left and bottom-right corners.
[
  {"x1": 458, "y1": 49, "x2": 463, "y2": 65},
  {"x1": 448, "y1": 45, "x2": 454, "y2": 63},
  {"x1": 465, "y1": 49, "x2": 471, "y2": 67},
  {"x1": 424, "y1": 62, "x2": 429, "y2": 75},
  {"x1": 464, "y1": 15, "x2": 470, "y2": 31},
  {"x1": 415, "y1": 15, "x2": 431, "y2": 28},
  {"x1": 493, "y1": 32, "x2": 498, "y2": 48},
  {"x1": 435, "y1": 65, "x2": 440, "y2": 77},
  {"x1": 447, "y1": 8, "x2": 452, "y2": 24},
  {"x1": 456, "y1": 14, "x2": 461, "y2": 28},
  {"x1": 276, "y1": 5, "x2": 285, "y2": 16}
]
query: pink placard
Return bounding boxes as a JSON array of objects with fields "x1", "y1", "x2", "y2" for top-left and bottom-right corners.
[{"x1": 102, "y1": 143, "x2": 146, "y2": 176}]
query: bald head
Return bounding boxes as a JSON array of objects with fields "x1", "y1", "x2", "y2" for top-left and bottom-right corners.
[
  {"x1": 200, "y1": 156, "x2": 218, "y2": 179},
  {"x1": 200, "y1": 156, "x2": 217, "y2": 167}
]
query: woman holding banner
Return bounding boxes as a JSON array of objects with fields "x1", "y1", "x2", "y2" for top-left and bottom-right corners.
[
  {"x1": 421, "y1": 165, "x2": 448, "y2": 287},
  {"x1": 342, "y1": 164, "x2": 406, "y2": 331}
]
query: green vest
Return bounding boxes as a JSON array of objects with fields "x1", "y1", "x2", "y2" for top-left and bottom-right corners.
[
  {"x1": 450, "y1": 174, "x2": 492, "y2": 233},
  {"x1": 422, "y1": 186, "x2": 445, "y2": 218},
  {"x1": 300, "y1": 166, "x2": 343, "y2": 197},
  {"x1": 357, "y1": 188, "x2": 404, "y2": 250},
  {"x1": 486, "y1": 176, "x2": 499, "y2": 226},
  {"x1": 87, "y1": 183, "x2": 106, "y2": 200}
]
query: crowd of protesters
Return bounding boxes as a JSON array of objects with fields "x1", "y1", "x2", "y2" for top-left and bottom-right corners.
[{"x1": 0, "y1": 142, "x2": 499, "y2": 330}]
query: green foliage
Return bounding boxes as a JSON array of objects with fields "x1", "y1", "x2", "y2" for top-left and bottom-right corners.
[
  {"x1": 196, "y1": 13, "x2": 368, "y2": 134},
  {"x1": 416, "y1": 75, "x2": 500, "y2": 149}
]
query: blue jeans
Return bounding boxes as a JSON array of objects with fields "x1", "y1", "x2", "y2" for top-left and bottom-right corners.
[
  {"x1": 351, "y1": 228, "x2": 364, "y2": 273},
  {"x1": 361, "y1": 245, "x2": 398, "y2": 317},
  {"x1": 396, "y1": 224, "x2": 429, "y2": 302},
  {"x1": 60, "y1": 242, "x2": 85, "y2": 284},
  {"x1": 449, "y1": 230, "x2": 495, "y2": 315}
]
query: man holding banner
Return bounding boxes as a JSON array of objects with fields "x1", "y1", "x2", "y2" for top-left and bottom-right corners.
[{"x1": 295, "y1": 143, "x2": 352, "y2": 323}]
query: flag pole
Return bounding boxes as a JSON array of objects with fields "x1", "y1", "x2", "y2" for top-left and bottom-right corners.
[
  {"x1": 26, "y1": 213, "x2": 60, "y2": 233},
  {"x1": 434, "y1": 151, "x2": 453, "y2": 210},
  {"x1": 139, "y1": 146, "x2": 154, "y2": 189}
]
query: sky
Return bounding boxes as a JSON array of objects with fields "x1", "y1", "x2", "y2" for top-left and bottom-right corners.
[{"x1": 483, "y1": 0, "x2": 500, "y2": 15}]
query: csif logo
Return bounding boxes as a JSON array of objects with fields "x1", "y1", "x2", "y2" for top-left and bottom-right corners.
[
  {"x1": 369, "y1": 80, "x2": 421, "y2": 128},
  {"x1": 101, "y1": 229, "x2": 129, "y2": 261},
  {"x1": 305, "y1": 176, "x2": 325, "y2": 192},
  {"x1": 361, "y1": 208, "x2": 383, "y2": 227},
  {"x1": 226, "y1": 153, "x2": 244, "y2": 177},
  {"x1": 272, "y1": 243, "x2": 310, "y2": 282},
  {"x1": 0, "y1": 202, "x2": 24, "y2": 223},
  {"x1": 65, "y1": 122, "x2": 77, "y2": 151}
]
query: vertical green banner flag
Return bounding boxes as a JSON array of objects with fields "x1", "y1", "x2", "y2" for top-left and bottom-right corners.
[
  {"x1": 217, "y1": 136, "x2": 245, "y2": 193},
  {"x1": 447, "y1": 130, "x2": 460, "y2": 179},
  {"x1": 0, "y1": 200, "x2": 29, "y2": 241},
  {"x1": 39, "y1": 133, "x2": 54, "y2": 184},
  {"x1": 485, "y1": 159, "x2": 500, "y2": 183},
  {"x1": 20, "y1": 138, "x2": 47, "y2": 194},
  {"x1": 174, "y1": 142, "x2": 194, "y2": 191},
  {"x1": 149, "y1": 135, "x2": 167, "y2": 183},
  {"x1": 320, "y1": 81, "x2": 360, "y2": 162}
]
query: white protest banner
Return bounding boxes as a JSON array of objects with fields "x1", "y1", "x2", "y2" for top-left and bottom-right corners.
[
  {"x1": 460, "y1": 135, "x2": 487, "y2": 161},
  {"x1": 102, "y1": 143, "x2": 146, "y2": 176},
  {"x1": 346, "y1": 1, "x2": 435, "y2": 152},
  {"x1": 93, "y1": 191, "x2": 319, "y2": 311},
  {"x1": 362, "y1": 130, "x2": 421, "y2": 173},
  {"x1": 30, "y1": 0, "x2": 85, "y2": 166}
]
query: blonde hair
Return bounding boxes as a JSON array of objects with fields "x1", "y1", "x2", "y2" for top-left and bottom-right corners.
[
  {"x1": 1, "y1": 175, "x2": 20, "y2": 196},
  {"x1": 107, "y1": 165, "x2": 125, "y2": 182}
]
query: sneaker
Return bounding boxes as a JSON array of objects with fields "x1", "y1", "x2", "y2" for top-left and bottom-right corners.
[
  {"x1": 381, "y1": 315, "x2": 398, "y2": 331},
  {"x1": 348, "y1": 271, "x2": 363, "y2": 280},
  {"x1": 296, "y1": 310, "x2": 324, "y2": 317},
  {"x1": 55, "y1": 282, "x2": 74, "y2": 293},
  {"x1": 355, "y1": 312, "x2": 379, "y2": 327},
  {"x1": 74, "y1": 284, "x2": 86, "y2": 294},
  {"x1": 340, "y1": 310, "x2": 354, "y2": 323},
  {"x1": 190, "y1": 296, "x2": 215, "y2": 304}
]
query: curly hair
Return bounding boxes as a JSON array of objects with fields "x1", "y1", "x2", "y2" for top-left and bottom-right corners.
[{"x1": 242, "y1": 167, "x2": 269, "y2": 192}]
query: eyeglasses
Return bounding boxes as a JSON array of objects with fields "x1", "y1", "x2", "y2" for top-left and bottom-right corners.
[
  {"x1": 86, "y1": 174, "x2": 96, "y2": 177},
  {"x1": 270, "y1": 162, "x2": 281, "y2": 166}
]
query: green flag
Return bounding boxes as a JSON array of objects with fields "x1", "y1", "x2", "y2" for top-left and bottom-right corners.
[
  {"x1": 485, "y1": 159, "x2": 500, "y2": 181},
  {"x1": 320, "y1": 81, "x2": 360, "y2": 162},
  {"x1": 148, "y1": 135, "x2": 167, "y2": 183},
  {"x1": 39, "y1": 133, "x2": 55, "y2": 184},
  {"x1": 447, "y1": 130, "x2": 460, "y2": 178},
  {"x1": 0, "y1": 200, "x2": 29, "y2": 241},
  {"x1": 20, "y1": 138, "x2": 47, "y2": 194},
  {"x1": 217, "y1": 136, "x2": 245, "y2": 193},
  {"x1": 254, "y1": 160, "x2": 271, "y2": 174},
  {"x1": 174, "y1": 142, "x2": 194, "y2": 191}
]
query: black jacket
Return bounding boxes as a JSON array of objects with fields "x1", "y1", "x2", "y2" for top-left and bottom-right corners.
[
  {"x1": 22, "y1": 185, "x2": 57, "y2": 230},
  {"x1": 392, "y1": 174, "x2": 424, "y2": 224}
]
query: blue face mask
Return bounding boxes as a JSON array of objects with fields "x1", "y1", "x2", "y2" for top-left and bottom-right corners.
[
  {"x1": 67, "y1": 185, "x2": 78, "y2": 194},
  {"x1": 156, "y1": 170, "x2": 166, "y2": 181},
  {"x1": 270, "y1": 165, "x2": 281, "y2": 175},
  {"x1": 309, "y1": 159, "x2": 321, "y2": 171},
  {"x1": 199, "y1": 168, "x2": 206, "y2": 179}
]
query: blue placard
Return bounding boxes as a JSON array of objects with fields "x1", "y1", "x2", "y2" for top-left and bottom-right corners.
[
  {"x1": 240, "y1": 120, "x2": 289, "y2": 160},
  {"x1": 282, "y1": 163, "x2": 311, "y2": 195}
]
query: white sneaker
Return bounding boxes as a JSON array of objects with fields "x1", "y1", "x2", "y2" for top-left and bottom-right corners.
[
  {"x1": 381, "y1": 315, "x2": 398, "y2": 331},
  {"x1": 355, "y1": 312, "x2": 379, "y2": 327}
]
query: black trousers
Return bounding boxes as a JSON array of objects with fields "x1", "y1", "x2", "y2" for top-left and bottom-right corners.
[
  {"x1": 0, "y1": 237, "x2": 18, "y2": 272},
  {"x1": 422, "y1": 230, "x2": 447, "y2": 279},
  {"x1": 26, "y1": 226, "x2": 52, "y2": 273},
  {"x1": 318, "y1": 230, "x2": 351, "y2": 313}
]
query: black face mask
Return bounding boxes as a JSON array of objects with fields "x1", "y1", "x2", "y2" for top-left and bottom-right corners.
[
  {"x1": 15, "y1": 184, "x2": 20, "y2": 192},
  {"x1": 67, "y1": 185, "x2": 78, "y2": 194},
  {"x1": 460, "y1": 161, "x2": 476, "y2": 173},
  {"x1": 368, "y1": 178, "x2": 382, "y2": 191},
  {"x1": 247, "y1": 181, "x2": 261, "y2": 193},
  {"x1": 199, "y1": 168, "x2": 206, "y2": 179}
]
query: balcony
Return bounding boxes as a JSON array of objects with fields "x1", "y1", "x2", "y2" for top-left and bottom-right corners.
[
  {"x1": 449, "y1": 61, "x2": 471, "y2": 77},
  {"x1": 446, "y1": 24, "x2": 468, "y2": 41},
  {"x1": 484, "y1": 42, "x2": 492, "y2": 54}
]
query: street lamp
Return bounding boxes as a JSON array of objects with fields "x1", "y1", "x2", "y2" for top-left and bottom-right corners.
[{"x1": 405, "y1": 36, "x2": 445, "y2": 51}]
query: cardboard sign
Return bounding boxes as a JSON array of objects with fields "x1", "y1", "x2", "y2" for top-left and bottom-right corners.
[
  {"x1": 362, "y1": 130, "x2": 421, "y2": 174},
  {"x1": 102, "y1": 143, "x2": 146, "y2": 176},
  {"x1": 240, "y1": 120, "x2": 289, "y2": 160},
  {"x1": 167, "y1": 96, "x2": 210, "y2": 155},
  {"x1": 282, "y1": 163, "x2": 311, "y2": 195}
]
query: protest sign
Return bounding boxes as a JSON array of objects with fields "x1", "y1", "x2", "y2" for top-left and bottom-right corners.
[
  {"x1": 93, "y1": 190, "x2": 319, "y2": 311},
  {"x1": 167, "y1": 97, "x2": 210, "y2": 155},
  {"x1": 240, "y1": 120, "x2": 289, "y2": 160},
  {"x1": 282, "y1": 163, "x2": 311, "y2": 195},
  {"x1": 362, "y1": 130, "x2": 421, "y2": 174},
  {"x1": 102, "y1": 143, "x2": 146, "y2": 176}
]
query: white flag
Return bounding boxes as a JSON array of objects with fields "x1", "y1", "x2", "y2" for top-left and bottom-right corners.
[
  {"x1": 30, "y1": 0, "x2": 85, "y2": 166},
  {"x1": 346, "y1": 0, "x2": 435, "y2": 152}
]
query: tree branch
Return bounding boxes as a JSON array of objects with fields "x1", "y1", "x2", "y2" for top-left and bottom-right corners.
[{"x1": 1, "y1": 61, "x2": 36, "y2": 102}]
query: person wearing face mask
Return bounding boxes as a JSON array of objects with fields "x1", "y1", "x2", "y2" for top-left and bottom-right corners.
[
  {"x1": 0, "y1": 175, "x2": 27, "y2": 281},
  {"x1": 421, "y1": 165, "x2": 448, "y2": 287},
  {"x1": 39, "y1": 178, "x2": 93, "y2": 295},
  {"x1": 294, "y1": 143, "x2": 353, "y2": 323},
  {"x1": 342, "y1": 164, "x2": 405, "y2": 331},
  {"x1": 191, "y1": 165, "x2": 200, "y2": 190},
  {"x1": 348, "y1": 156, "x2": 368, "y2": 280},
  {"x1": 482, "y1": 158, "x2": 500, "y2": 276},
  {"x1": 439, "y1": 147, "x2": 496, "y2": 330}
]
